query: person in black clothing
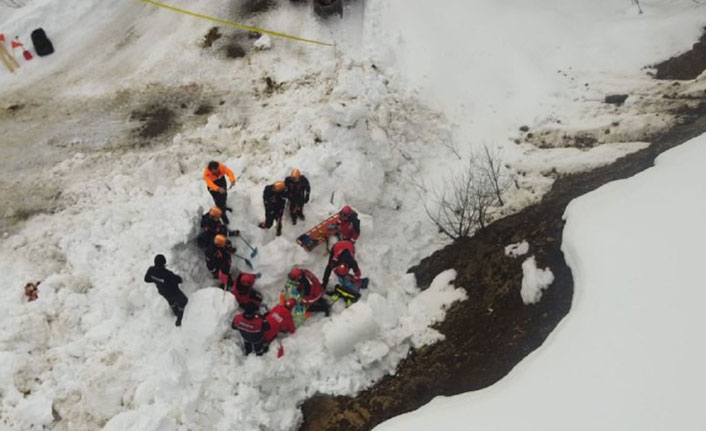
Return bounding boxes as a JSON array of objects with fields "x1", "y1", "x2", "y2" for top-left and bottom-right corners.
[
  {"x1": 231, "y1": 303, "x2": 270, "y2": 356},
  {"x1": 198, "y1": 207, "x2": 239, "y2": 251},
  {"x1": 284, "y1": 168, "x2": 310, "y2": 225},
  {"x1": 144, "y1": 254, "x2": 188, "y2": 326},
  {"x1": 258, "y1": 181, "x2": 287, "y2": 236},
  {"x1": 205, "y1": 234, "x2": 235, "y2": 279}
]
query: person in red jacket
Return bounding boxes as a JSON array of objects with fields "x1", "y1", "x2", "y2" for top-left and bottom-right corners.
[
  {"x1": 263, "y1": 298, "x2": 297, "y2": 343},
  {"x1": 335, "y1": 206, "x2": 360, "y2": 242},
  {"x1": 321, "y1": 239, "x2": 360, "y2": 291},
  {"x1": 232, "y1": 303, "x2": 269, "y2": 356},
  {"x1": 225, "y1": 272, "x2": 264, "y2": 309},
  {"x1": 203, "y1": 161, "x2": 236, "y2": 224},
  {"x1": 288, "y1": 267, "x2": 330, "y2": 316}
]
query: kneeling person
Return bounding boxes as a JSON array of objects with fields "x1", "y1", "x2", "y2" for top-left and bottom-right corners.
[
  {"x1": 232, "y1": 303, "x2": 270, "y2": 356},
  {"x1": 264, "y1": 298, "x2": 297, "y2": 343}
]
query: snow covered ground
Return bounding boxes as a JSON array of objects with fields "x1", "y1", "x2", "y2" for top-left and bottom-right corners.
[
  {"x1": 374, "y1": 121, "x2": 706, "y2": 431},
  {"x1": 1, "y1": 0, "x2": 705, "y2": 430}
]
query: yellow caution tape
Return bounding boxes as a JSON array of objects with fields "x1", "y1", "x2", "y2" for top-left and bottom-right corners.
[{"x1": 129, "y1": 0, "x2": 334, "y2": 46}]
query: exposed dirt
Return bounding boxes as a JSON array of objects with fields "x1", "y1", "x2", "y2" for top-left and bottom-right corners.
[
  {"x1": 225, "y1": 42, "x2": 247, "y2": 59},
  {"x1": 299, "y1": 90, "x2": 706, "y2": 431},
  {"x1": 130, "y1": 106, "x2": 176, "y2": 139},
  {"x1": 202, "y1": 27, "x2": 223, "y2": 48},
  {"x1": 655, "y1": 27, "x2": 706, "y2": 80}
]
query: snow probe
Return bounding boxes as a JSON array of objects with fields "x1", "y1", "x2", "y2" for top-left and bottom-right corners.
[
  {"x1": 236, "y1": 233, "x2": 258, "y2": 258},
  {"x1": 277, "y1": 340, "x2": 284, "y2": 358}
]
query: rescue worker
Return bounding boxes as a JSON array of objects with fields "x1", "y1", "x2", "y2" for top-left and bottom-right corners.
[
  {"x1": 258, "y1": 180, "x2": 287, "y2": 236},
  {"x1": 144, "y1": 254, "x2": 189, "y2": 326},
  {"x1": 288, "y1": 267, "x2": 330, "y2": 316},
  {"x1": 198, "y1": 207, "x2": 238, "y2": 250},
  {"x1": 205, "y1": 234, "x2": 234, "y2": 279},
  {"x1": 321, "y1": 239, "x2": 360, "y2": 291},
  {"x1": 284, "y1": 168, "x2": 310, "y2": 225},
  {"x1": 203, "y1": 161, "x2": 236, "y2": 224},
  {"x1": 227, "y1": 272, "x2": 264, "y2": 309},
  {"x1": 331, "y1": 263, "x2": 369, "y2": 307},
  {"x1": 232, "y1": 302, "x2": 270, "y2": 356},
  {"x1": 335, "y1": 205, "x2": 360, "y2": 242},
  {"x1": 263, "y1": 298, "x2": 297, "y2": 343}
]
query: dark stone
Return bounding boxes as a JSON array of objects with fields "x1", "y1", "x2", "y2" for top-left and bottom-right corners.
[
  {"x1": 605, "y1": 94, "x2": 629, "y2": 105},
  {"x1": 519, "y1": 125, "x2": 530, "y2": 132}
]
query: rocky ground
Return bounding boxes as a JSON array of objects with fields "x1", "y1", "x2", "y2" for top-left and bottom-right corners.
[{"x1": 300, "y1": 32, "x2": 706, "y2": 431}]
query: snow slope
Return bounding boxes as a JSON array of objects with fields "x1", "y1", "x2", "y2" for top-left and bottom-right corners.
[
  {"x1": 374, "y1": 126, "x2": 706, "y2": 431},
  {"x1": 1, "y1": 0, "x2": 705, "y2": 430}
]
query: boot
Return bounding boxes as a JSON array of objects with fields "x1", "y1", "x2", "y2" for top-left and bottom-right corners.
[
  {"x1": 258, "y1": 221, "x2": 267, "y2": 229},
  {"x1": 291, "y1": 215, "x2": 297, "y2": 225}
]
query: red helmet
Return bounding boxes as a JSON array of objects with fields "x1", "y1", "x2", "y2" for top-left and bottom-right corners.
[
  {"x1": 334, "y1": 264, "x2": 349, "y2": 277},
  {"x1": 289, "y1": 268, "x2": 303, "y2": 280},
  {"x1": 340, "y1": 205, "x2": 353, "y2": 217},
  {"x1": 284, "y1": 298, "x2": 297, "y2": 310},
  {"x1": 240, "y1": 273, "x2": 256, "y2": 287}
]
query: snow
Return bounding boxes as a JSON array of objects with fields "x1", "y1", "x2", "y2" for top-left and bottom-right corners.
[
  {"x1": 504, "y1": 240, "x2": 529, "y2": 258},
  {"x1": 375, "y1": 130, "x2": 706, "y2": 431},
  {"x1": 1, "y1": 0, "x2": 705, "y2": 430},
  {"x1": 520, "y1": 256, "x2": 555, "y2": 305}
]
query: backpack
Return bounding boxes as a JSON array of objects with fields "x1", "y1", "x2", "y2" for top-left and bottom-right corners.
[{"x1": 31, "y1": 28, "x2": 54, "y2": 56}]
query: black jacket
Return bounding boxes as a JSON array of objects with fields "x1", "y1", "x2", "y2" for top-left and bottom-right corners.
[
  {"x1": 263, "y1": 185, "x2": 287, "y2": 213},
  {"x1": 200, "y1": 213, "x2": 226, "y2": 236},
  {"x1": 285, "y1": 175, "x2": 310, "y2": 204},
  {"x1": 144, "y1": 266, "x2": 183, "y2": 299}
]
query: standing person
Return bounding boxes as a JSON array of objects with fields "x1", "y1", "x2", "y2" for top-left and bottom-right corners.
[
  {"x1": 263, "y1": 299, "x2": 297, "y2": 343},
  {"x1": 288, "y1": 267, "x2": 330, "y2": 316},
  {"x1": 321, "y1": 240, "x2": 360, "y2": 291},
  {"x1": 284, "y1": 168, "x2": 310, "y2": 225},
  {"x1": 335, "y1": 206, "x2": 360, "y2": 242},
  {"x1": 232, "y1": 303, "x2": 270, "y2": 356},
  {"x1": 144, "y1": 254, "x2": 189, "y2": 326},
  {"x1": 205, "y1": 234, "x2": 234, "y2": 279},
  {"x1": 203, "y1": 161, "x2": 236, "y2": 225},
  {"x1": 258, "y1": 181, "x2": 287, "y2": 236}
]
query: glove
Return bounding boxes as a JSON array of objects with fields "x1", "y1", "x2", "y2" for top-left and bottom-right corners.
[{"x1": 354, "y1": 269, "x2": 361, "y2": 278}]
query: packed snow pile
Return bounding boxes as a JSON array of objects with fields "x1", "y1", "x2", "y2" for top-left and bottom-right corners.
[
  {"x1": 505, "y1": 241, "x2": 529, "y2": 258},
  {"x1": 520, "y1": 256, "x2": 555, "y2": 305}
]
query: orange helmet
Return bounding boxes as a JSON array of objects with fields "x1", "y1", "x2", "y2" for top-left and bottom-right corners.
[
  {"x1": 209, "y1": 207, "x2": 222, "y2": 218},
  {"x1": 290, "y1": 168, "x2": 301, "y2": 180},
  {"x1": 284, "y1": 298, "x2": 297, "y2": 310},
  {"x1": 240, "y1": 273, "x2": 256, "y2": 287},
  {"x1": 289, "y1": 268, "x2": 303, "y2": 280},
  {"x1": 273, "y1": 181, "x2": 285, "y2": 192},
  {"x1": 214, "y1": 234, "x2": 227, "y2": 247},
  {"x1": 334, "y1": 264, "x2": 349, "y2": 277}
]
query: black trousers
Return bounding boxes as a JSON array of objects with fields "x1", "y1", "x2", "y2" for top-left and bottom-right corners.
[
  {"x1": 244, "y1": 340, "x2": 268, "y2": 356},
  {"x1": 307, "y1": 297, "x2": 330, "y2": 316},
  {"x1": 164, "y1": 290, "x2": 188, "y2": 324},
  {"x1": 208, "y1": 177, "x2": 229, "y2": 224}
]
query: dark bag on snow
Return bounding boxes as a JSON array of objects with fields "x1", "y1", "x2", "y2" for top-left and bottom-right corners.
[{"x1": 31, "y1": 28, "x2": 54, "y2": 57}]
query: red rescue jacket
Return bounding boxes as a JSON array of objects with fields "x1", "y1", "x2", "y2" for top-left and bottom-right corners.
[
  {"x1": 264, "y1": 304, "x2": 296, "y2": 342},
  {"x1": 232, "y1": 313, "x2": 268, "y2": 343},
  {"x1": 298, "y1": 269, "x2": 324, "y2": 305}
]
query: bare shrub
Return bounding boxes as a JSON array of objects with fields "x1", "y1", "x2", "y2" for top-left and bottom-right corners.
[{"x1": 425, "y1": 144, "x2": 513, "y2": 240}]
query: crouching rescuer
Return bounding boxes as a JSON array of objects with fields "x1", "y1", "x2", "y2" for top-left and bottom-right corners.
[
  {"x1": 144, "y1": 254, "x2": 188, "y2": 326},
  {"x1": 232, "y1": 302, "x2": 270, "y2": 356}
]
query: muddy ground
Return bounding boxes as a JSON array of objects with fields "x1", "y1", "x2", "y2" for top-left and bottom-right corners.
[{"x1": 300, "y1": 42, "x2": 706, "y2": 431}]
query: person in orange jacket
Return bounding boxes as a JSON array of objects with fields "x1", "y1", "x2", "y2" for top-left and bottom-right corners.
[
  {"x1": 203, "y1": 161, "x2": 236, "y2": 224},
  {"x1": 263, "y1": 298, "x2": 297, "y2": 343}
]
